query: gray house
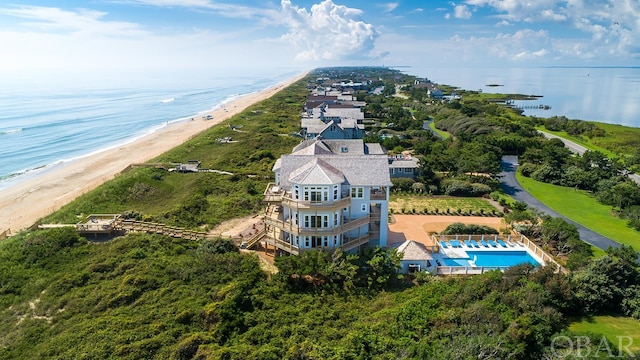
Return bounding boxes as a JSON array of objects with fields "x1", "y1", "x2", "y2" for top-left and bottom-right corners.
[{"x1": 262, "y1": 139, "x2": 392, "y2": 254}]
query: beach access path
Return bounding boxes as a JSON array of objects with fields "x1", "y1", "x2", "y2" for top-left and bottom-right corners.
[{"x1": 0, "y1": 72, "x2": 308, "y2": 235}]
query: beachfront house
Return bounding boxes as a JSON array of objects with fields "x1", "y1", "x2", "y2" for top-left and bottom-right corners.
[
  {"x1": 262, "y1": 139, "x2": 392, "y2": 255},
  {"x1": 301, "y1": 118, "x2": 364, "y2": 140},
  {"x1": 388, "y1": 154, "x2": 420, "y2": 179},
  {"x1": 301, "y1": 102, "x2": 365, "y2": 140}
]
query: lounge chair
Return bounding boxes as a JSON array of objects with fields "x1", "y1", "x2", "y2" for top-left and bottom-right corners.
[
  {"x1": 440, "y1": 241, "x2": 448, "y2": 249},
  {"x1": 470, "y1": 240, "x2": 480, "y2": 248},
  {"x1": 488, "y1": 240, "x2": 498, "y2": 247},
  {"x1": 497, "y1": 240, "x2": 508, "y2": 248},
  {"x1": 464, "y1": 240, "x2": 473, "y2": 247},
  {"x1": 480, "y1": 240, "x2": 489, "y2": 247},
  {"x1": 450, "y1": 240, "x2": 462, "y2": 248}
]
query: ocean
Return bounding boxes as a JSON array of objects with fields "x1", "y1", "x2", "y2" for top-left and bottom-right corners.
[
  {"x1": 0, "y1": 68, "x2": 303, "y2": 190},
  {"x1": 1, "y1": 66, "x2": 638, "y2": 191},
  {"x1": 406, "y1": 66, "x2": 640, "y2": 127}
]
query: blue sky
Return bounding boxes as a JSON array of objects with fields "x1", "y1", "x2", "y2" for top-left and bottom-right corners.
[{"x1": 0, "y1": 0, "x2": 638, "y2": 73}]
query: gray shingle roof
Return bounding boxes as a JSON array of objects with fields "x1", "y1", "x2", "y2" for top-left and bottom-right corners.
[
  {"x1": 391, "y1": 240, "x2": 433, "y2": 261},
  {"x1": 288, "y1": 158, "x2": 345, "y2": 185},
  {"x1": 279, "y1": 154, "x2": 392, "y2": 188},
  {"x1": 389, "y1": 157, "x2": 419, "y2": 168}
]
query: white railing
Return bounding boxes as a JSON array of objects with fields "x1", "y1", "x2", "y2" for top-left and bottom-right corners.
[{"x1": 264, "y1": 215, "x2": 370, "y2": 237}]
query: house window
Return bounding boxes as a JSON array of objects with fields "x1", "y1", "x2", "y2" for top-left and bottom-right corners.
[
  {"x1": 304, "y1": 186, "x2": 328, "y2": 202},
  {"x1": 304, "y1": 215, "x2": 327, "y2": 228},
  {"x1": 361, "y1": 204, "x2": 367, "y2": 212},
  {"x1": 404, "y1": 168, "x2": 413, "y2": 173},
  {"x1": 341, "y1": 146, "x2": 348, "y2": 153},
  {"x1": 351, "y1": 187, "x2": 363, "y2": 198},
  {"x1": 408, "y1": 264, "x2": 421, "y2": 273}
]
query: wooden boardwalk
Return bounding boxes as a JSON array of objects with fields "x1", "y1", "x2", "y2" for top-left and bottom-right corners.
[{"x1": 39, "y1": 214, "x2": 243, "y2": 243}]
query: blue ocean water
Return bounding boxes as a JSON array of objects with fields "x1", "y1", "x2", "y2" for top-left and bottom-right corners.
[
  {"x1": 406, "y1": 66, "x2": 640, "y2": 127},
  {"x1": 0, "y1": 68, "x2": 303, "y2": 189}
]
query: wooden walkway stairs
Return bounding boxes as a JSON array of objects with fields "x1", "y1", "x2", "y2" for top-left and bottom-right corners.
[{"x1": 243, "y1": 227, "x2": 266, "y2": 249}]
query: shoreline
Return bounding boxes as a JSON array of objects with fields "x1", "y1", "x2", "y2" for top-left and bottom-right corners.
[{"x1": 0, "y1": 71, "x2": 308, "y2": 235}]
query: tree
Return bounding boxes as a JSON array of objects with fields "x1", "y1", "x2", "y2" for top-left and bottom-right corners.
[{"x1": 357, "y1": 247, "x2": 402, "y2": 289}]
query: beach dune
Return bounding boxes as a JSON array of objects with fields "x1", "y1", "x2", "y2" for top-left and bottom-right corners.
[{"x1": 0, "y1": 72, "x2": 307, "y2": 235}]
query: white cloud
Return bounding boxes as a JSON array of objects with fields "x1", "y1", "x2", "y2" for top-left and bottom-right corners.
[
  {"x1": 490, "y1": 29, "x2": 552, "y2": 60},
  {"x1": 496, "y1": 20, "x2": 510, "y2": 27},
  {"x1": 454, "y1": 5, "x2": 472, "y2": 19},
  {"x1": 465, "y1": 0, "x2": 640, "y2": 58},
  {"x1": 279, "y1": 0, "x2": 379, "y2": 62},
  {"x1": 0, "y1": 5, "x2": 146, "y2": 36},
  {"x1": 380, "y1": 3, "x2": 399, "y2": 13},
  {"x1": 110, "y1": 0, "x2": 271, "y2": 19},
  {"x1": 0, "y1": 4, "x2": 297, "y2": 71}
]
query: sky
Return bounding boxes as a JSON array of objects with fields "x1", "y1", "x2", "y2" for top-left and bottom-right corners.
[{"x1": 0, "y1": 0, "x2": 638, "y2": 74}]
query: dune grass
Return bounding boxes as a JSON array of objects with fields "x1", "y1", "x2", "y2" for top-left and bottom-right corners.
[
  {"x1": 569, "y1": 316, "x2": 640, "y2": 353},
  {"x1": 516, "y1": 173, "x2": 640, "y2": 250},
  {"x1": 389, "y1": 195, "x2": 499, "y2": 215}
]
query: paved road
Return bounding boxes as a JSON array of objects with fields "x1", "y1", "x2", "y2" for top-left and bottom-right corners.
[
  {"x1": 538, "y1": 130, "x2": 640, "y2": 185},
  {"x1": 500, "y1": 155, "x2": 621, "y2": 251},
  {"x1": 538, "y1": 131, "x2": 588, "y2": 155}
]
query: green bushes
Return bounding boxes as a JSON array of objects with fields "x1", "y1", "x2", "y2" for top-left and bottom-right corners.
[
  {"x1": 441, "y1": 222, "x2": 499, "y2": 235},
  {"x1": 441, "y1": 179, "x2": 492, "y2": 197}
]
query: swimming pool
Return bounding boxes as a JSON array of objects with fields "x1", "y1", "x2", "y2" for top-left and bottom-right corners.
[
  {"x1": 440, "y1": 251, "x2": 541, "y2": 268},
  {"x1": 468, "y1": 251, "x2": 540, "y2": 267},
  {"x1": 441, "y1": 257, "x2": 471, "y2": 266}
]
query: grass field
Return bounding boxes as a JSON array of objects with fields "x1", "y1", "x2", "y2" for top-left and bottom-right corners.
[
  {"x1": 389, "y1": 195, "x2": 500, "y2": 215},
  {"x1": 428, "y1": 121, "x2": 450, "y2": 139},
  {"x1": 516, "y1": 173, "x2": 640, "y2": 250},
  {"x1": 537, "y1": 123, "x2": 640, "y2": 162},
  {"x1": 569, "y1": 316, "x2": 640, "y2": 353},
  {"x1": 536, "y1": 126, "x2": 617, "y2": 158}
]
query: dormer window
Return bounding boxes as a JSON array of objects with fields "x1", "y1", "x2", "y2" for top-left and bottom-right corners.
[{"x1": 341, "y1": 146, "x2": 348, "y2": 153}]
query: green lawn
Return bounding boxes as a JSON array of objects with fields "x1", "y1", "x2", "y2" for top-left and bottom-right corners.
[
  {"x1": 428, "y1": 121, "x2": 451, "y2": 139},
  {"x1": 569, "y1": 316, "x2": 640, "y2": 353},
  {"x1": 536, "y1": 126, "x2": 617, "y2": 158},
  {"x1": 537, "y1": 124, "x2": 640, "y2": 162},
  {"x1": 516, "y1": 173, "x2": 640, "y2": 250}
]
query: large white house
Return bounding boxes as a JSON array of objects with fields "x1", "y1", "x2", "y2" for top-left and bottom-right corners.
[{"x1": 262, "y1": 139, "x2": 392, "y2": 254}]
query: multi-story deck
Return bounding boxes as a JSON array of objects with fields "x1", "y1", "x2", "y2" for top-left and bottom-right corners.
[{"x1": 253, "y1": 139, "x2": 393, "y2": 255}]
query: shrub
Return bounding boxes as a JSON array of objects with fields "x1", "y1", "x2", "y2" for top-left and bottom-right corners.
[{"x1": 442, "y1": 223, "x2": 499, "y2": 235}]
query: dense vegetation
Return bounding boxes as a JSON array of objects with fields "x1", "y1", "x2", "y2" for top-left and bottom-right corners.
[
  {"x1": 2, "y1": 228, "x2": 639, "y2": 359},
  {"x1": 3, "y1": 67, "x2": 640, "y2": 358}
]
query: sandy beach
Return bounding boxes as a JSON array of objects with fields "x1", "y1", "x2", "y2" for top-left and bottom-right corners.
[{"x1": 0, "y1": 72, "x2": 308, "y2": 235}]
